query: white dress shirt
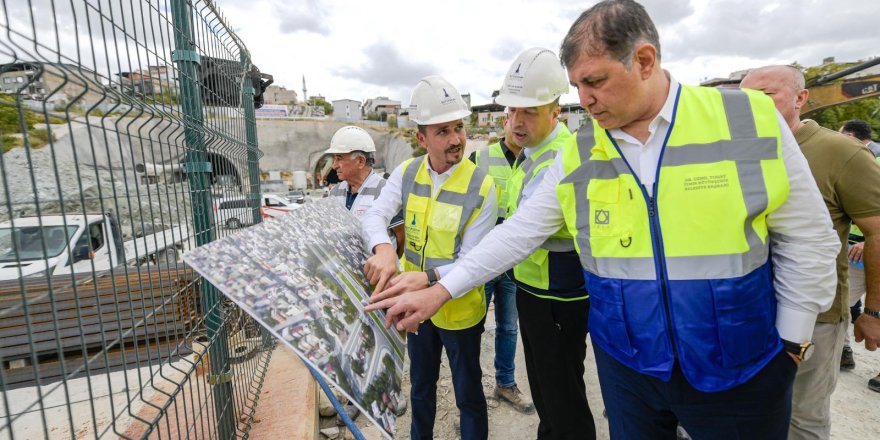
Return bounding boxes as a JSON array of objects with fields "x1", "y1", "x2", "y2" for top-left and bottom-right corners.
[
  {"x1": 439, "y1": 74, "x2": 838, "y2": 343},
  {"x1": 361, "y1": 156, "x2": 497, "y2": 278}
]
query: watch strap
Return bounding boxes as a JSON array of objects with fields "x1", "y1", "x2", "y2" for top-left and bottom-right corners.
[
  {"x1": 782, "y1": 339, "x2": 811, "y2": 361},
  {"x1": 425, "y1": 269, "x2": 438, "y2": 286},
  {"x1": 782, "y1": 339, "x2": 801, "y2": 356},
  {"x1": 864, "y1": 306, "x2": 880, "y2": 319}
]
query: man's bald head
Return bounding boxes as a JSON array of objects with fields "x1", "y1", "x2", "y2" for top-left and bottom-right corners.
[
  {"x1": 748, "y1": 65, "x2": 805, "y2": 91},
  {"x1": 740, "y1": 65, "x2": 809, "y2": 132}
]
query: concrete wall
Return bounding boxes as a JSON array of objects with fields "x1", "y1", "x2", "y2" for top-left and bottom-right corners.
[
  {"x1": 255, "y1": 120, "x2": 414, "y2": 175},
  {"x1": 1, "y1": 117, "x2": 415, "y2": 233}
]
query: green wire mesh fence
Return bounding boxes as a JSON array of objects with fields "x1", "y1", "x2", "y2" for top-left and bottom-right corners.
[{"x1": 0, "y1": 0, "x2": 274, "y2": 438}]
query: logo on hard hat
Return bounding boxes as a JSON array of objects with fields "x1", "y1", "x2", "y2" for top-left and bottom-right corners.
[
  {"x1": 515, "y1": 63, "x2": 522, "y2": 74},
  {"x1": 439, "y1": 88, "x2": 458, "y2": 106}
]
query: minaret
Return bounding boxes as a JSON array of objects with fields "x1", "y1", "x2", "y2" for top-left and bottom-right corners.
[{"x1": 302, "y1": 75, "x2": 307, "y2": 104}]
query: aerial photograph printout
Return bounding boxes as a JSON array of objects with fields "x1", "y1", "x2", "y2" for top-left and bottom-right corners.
[{"x1": 184, "y1": 199, "x2": 405, "y2": 438}]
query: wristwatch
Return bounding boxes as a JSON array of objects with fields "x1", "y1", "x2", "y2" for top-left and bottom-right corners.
[
  {"x1": 864, "y1": 306, "x2": 880, "y2": 319},
  {"x1": 425, "y1": 269, "x2": 439, "y2": 287},
  {"x1": 782, "y1": 339, "x2": 815, "y2": 362}
]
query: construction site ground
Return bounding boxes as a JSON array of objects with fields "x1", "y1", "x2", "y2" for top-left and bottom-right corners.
[{"x1": 252, "y1": 306, "x2": 880, "y2": 440}]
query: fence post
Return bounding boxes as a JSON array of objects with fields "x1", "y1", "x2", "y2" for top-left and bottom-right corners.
[
  {"x1": 170, "y1": 1, "x2": 237, "y2": 438},
  {"x1": 240, "y1": 53, "x2": 262, "y2": 223}
]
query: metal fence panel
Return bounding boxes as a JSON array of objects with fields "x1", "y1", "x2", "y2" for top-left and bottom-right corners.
[{"x1": 0, "y1": 0, "x2": 273, "y2": 438}]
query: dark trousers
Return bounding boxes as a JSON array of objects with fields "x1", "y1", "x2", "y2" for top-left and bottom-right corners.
[
  {"x1": 516, "y1": 288, "x2": 595, "y2": 440},
  {"x1": 408, "y1": 319, "x2": 488, "y2": 440},
  {"x1": 594, "y1": 344, "x2": 797, "y2": 440}
]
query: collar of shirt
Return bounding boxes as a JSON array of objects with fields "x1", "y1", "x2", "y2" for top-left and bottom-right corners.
[
  {"x1": 607, "y1": 73, "x2": 678, "y2": 196},
  {"x1": 498, "y1": 138, "x2": 518, "y2": 166},
  {"x1": 424, "y1": 156, "x2": 458, "y2": 196},
  {"x1": 345, "y1": 170, "x2": 377, "y2": 197}
]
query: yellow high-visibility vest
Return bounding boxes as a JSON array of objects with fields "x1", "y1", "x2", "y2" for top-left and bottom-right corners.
[
  {"x1": 556, "y1": 85, "x2": 789, "y2": 391},
  {"x1": 399, "y1": 155, "x2": 494, "y2": 330},
  {"x1": 506, "y1": 125, "x2": 585, "y2": 299},
  {"x1": 474, "y1": 143, "x2": 513, "y2": 219}
]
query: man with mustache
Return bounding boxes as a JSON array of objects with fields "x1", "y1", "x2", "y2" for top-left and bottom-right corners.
[
  {"x1": 361, "y1": 75, "x2": 497, "y2": 440},
  {"x1": 367, "y1": 1, "x2": 843, "y2": 438}
]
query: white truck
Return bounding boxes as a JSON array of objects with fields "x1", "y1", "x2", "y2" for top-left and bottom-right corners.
[{"x1": 0, "y1": 213, "x2": 190, "y2": 280}]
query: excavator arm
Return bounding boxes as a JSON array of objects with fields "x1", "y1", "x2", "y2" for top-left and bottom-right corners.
[
  {"x1": 802, "y1": 74, "x2": 880, "y2": 116},
  {"x1": 801, "y1": 57, "x2": 880, "y2": 117}
]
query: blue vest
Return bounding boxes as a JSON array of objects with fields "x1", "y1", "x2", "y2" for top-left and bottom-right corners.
[{"x1": 557, "y1": 85, "x2": 789, "y2": 392}]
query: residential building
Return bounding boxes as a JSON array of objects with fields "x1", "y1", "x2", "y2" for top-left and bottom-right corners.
[
  {"x1": 700, "y1": 68, "x2": 750, "y2": 88},
  {"x1": 115, "y1": 71, "x2": 156, "y2": 97},
  {"x1": 264, "y1": 85, "x2": 298, "y2": 105},
  {"x1": 559, "y1": 102, "x2": 587, "y2": 132},
  {"x1": 148, "y1": 65, "x2": 178, "y2": 90},
  {"x1": 470, "y1": 102, "x2": 505, "y2": 128},
  {"x1": 362, "y1": 96, "x2": 401, "y2": 118},
  {"x1": 0, "y1": 62, "x2": 104, "y2": 106},
  {"x1": 332, "y1": 99, "x2": 362, "y2": 121}
]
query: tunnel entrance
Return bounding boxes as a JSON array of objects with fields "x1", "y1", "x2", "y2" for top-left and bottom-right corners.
[
  {"x1": 207, "y1": 152, "x2": 243, "y2": 193},
  {"x1": 313, "y1": 153, "x2": 337, "y2": 187}
]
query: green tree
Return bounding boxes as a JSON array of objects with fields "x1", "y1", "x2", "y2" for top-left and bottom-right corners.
[
  {"x1": 362, "y1": 327, "x2": 375, "y2": 350},
  {"x1": 310, "y1": 97, "x2": 333, "y2": 115},
  {"x1": 387, "y1": 115, "x2": 398, "y2": 128},
  {"x1": 351, "y1": 358, "x2": 365, "y2": 376}
]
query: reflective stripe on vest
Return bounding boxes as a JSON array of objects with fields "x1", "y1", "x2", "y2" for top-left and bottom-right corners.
[
  {"x1": 475, "y1": 143, "x2": 513, "y2": 219},
  {"x1": 399, "y1": 155, "x2": 493, "y2": 330},
  {"x1": 556, "y1": 85, "x2": 789, "y2": 392},
  {"x1": 505, "y1": 125, "x2": 585, "y2": 298},
  {"x1": 330, "y1": 172, "x2": 388, "y2": 217}
]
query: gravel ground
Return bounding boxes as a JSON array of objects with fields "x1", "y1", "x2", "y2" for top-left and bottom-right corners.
[{"x1": 349, "y1": 311, "x2": 879, "y2": 440}]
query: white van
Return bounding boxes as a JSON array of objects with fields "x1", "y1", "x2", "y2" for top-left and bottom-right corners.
[
  {"x1": 214, "y1": 194, "x2": 301, "y2": 229},
  {"x1": 214, "y1": 197, "x2": 258, "y2": 229}
]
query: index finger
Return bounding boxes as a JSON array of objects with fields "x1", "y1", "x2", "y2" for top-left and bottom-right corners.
[
  {"x1": 371, "y1": 281, "x2": 405, "y2": 303},
  {"x1": 365, "y1": 296, "x2": 399, "y2": 313},
  {"x1": 374, "y1": 272, "x2": 391, "y2": 294}
]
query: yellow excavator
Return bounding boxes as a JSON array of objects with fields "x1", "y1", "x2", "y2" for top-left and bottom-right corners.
[{"x1": 801, "y1": 57, "x2": 880, "y2": 116}]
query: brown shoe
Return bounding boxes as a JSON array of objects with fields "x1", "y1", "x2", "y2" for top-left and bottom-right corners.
[{"x1": 495, "y1": 385, "x2": 535, "y2": 414}]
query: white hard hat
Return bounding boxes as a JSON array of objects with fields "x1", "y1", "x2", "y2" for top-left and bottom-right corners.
[
  {"x1": 408, "y1": 75, "x2": 472, "y2": 125},
  {"x1": 325, "y1": 126, "x2": 376, "y2": 154},
  {"x1": 495, "y1": 48, "x2": 568, "y2": 108}
]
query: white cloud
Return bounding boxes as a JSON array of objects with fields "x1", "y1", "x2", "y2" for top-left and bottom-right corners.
[
  {"x1": 5, "y1": 0, "x2": 876, "y2": 109},
  {"x1": 661, "y1": 0, "x2": 879, "y2": 83},
  {"x1": 275, "y1": 0, "x2": 332, "y2": 36},
  {"x1": 217, "y1": 0, "x2": 875, "y2": 108},
  {"x1": 332, "y1": 42, "x2": 436, "y2": 89}
]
